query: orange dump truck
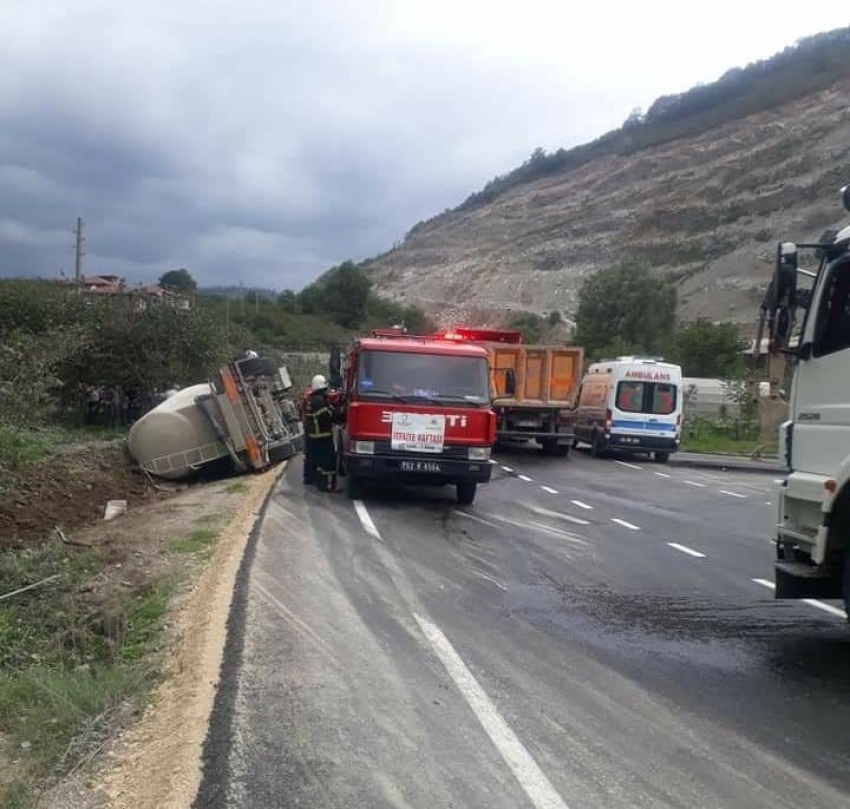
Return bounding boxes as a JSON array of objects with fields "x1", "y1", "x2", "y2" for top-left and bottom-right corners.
[{"x1": 438, "y1": 328, "x2": 584, "y2": 456}]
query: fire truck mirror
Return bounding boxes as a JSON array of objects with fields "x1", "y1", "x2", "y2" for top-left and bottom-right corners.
[{"x1": 329, "y1": 345, "x2": 343, "y2": 389}]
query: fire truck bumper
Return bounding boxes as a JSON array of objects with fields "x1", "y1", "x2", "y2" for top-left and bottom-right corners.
[{"x1": 345, "y1": 453, "x2": 493, "y2": 485}]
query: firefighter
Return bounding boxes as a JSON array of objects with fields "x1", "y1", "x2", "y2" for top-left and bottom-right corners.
[{"x1": 302, "y1": 374, "x2": 338, "y2": 491}]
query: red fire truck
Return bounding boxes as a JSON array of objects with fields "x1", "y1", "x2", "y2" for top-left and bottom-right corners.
[{"x1": 330, "y1": 329, "x2": 505, "y2": 504}]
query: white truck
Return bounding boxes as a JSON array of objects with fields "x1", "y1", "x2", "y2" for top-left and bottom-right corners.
[{"x1": 761, "y1": 185, "x2": 850, "y2": 620}]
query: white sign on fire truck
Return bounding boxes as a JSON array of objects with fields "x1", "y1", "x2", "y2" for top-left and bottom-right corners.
[{"x1": 390, "y1": 412, "x2": 446, "y2": 453}]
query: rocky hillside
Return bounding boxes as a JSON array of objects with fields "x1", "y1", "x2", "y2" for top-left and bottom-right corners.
[{"x1": 363, "y1": 31, "x2": 850, "y2": 335}]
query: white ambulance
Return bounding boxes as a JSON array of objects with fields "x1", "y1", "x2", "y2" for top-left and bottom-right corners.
[{"x1": 569, "y1": 357, "x2": 683, "y2": 462}]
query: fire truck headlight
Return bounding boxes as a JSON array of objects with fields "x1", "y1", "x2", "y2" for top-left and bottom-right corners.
[
  {"x1": 352, "y1": 440, "x2": 375, "y2": 455},
  {"x1": 468, "y1": 446, "x2": 491, "y2": 461}
]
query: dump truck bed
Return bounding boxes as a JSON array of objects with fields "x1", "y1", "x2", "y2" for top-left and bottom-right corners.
[{"x1": 489, "y1": 345, "x2": 584, "y2": 405}]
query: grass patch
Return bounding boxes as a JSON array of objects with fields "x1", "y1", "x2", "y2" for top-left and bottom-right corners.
[
  {"x1": 0, "y1": 540, "x2": 170, "y2": 807},
  {"x1": 166, "y1": 529, "x2": 218, "y2": 557},
  {"x1": 225, "y1": 480, "x2": 249, "y2": 494},
  {"x1": 0, "y1": 424, "x2": 50, "y2": 485}
]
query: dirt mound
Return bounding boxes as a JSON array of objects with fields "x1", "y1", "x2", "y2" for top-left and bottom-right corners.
[{"x1": 0, "y1": 441, "x2": 158, "y2": 544}]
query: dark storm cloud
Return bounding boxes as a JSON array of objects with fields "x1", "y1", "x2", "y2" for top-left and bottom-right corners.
[{"x1": 1, "y1": 1, "x2": 848, "y2": 290}]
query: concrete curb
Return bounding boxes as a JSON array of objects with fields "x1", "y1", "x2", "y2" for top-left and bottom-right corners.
[{"x1": 669, "y1": 454, "x2": 784, "y2": 474}]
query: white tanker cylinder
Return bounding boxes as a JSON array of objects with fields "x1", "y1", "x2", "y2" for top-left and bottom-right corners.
[{"x1": 126, "y1": 384, "x2": 228, "y2": 479}]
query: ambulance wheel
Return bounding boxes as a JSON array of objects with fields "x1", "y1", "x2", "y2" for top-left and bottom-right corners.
[
  {"x1": 655, "y1": 452, "x2": 670, "y2": 464},
  {"x1": 456, "y1": 481, "x2": 477, "y2": 505}
]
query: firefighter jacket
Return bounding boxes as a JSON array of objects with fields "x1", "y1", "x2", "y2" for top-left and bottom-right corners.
[{"x1": 303, "y1": 391, "x2": 334, "y2": 439}]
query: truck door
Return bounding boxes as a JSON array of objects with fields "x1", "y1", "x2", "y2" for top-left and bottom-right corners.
[{"x1": 791, "y1": 256, "x2": 850, "y2": 477}]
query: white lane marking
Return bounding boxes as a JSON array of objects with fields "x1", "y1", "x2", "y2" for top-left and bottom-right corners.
[
  {"x1": 489, "y1": 459, "x2": 498, "y2": 464},
  {"x1": 752, "y1": 579, "x2": 846, "y2": 619},
  {"x1": 353, "y1": 500, "x2": 382, "y2": 540},
  {"x1": 502, "y1": 466, "x2": 514, "y2": 473},
  {"x1": 469, "y1": 569, "x2": 509, "y2": 591},
  {"x1": 614, "y1": 460, "x2": 643, "y2": 470},
  {"x1": 541, "y1": 485, "x2": 558, "y2": 494},
  {"x1": 413, "y1": 613, "x2": 571, "y2": 809},
  {"x1": 353, "y1": 502, "x2": 570, "y2": 808},
  {"x1": 719, "y1": 490, "x2": 747, "y2": 499},
  {"x1": 765, "y1": 501, "x2": 772, "y2": 506},
  {"x1": 611, "y1": 518, "x2": 640, "y2": 531},
  {"x1": 667, "y1": 542, "x2": 706, "y2": 558},
  {"x1": 684, "y1": 480, "x2": 707, "y2": 488},
  {"x1": 518, "y1": 474, "x2": 533, "y2": 482},
  {"x1": 654, "y1": 471, "x2": 671, "y2": 479},
  {"x1": 455, "y1": 510, "x2": 503, "y2": 530},
  {"x1": 773, "y1": 479, "x2": 785, "y2": 484},
  {"x1": 571, "y1": 499, "x2": 593, "y2": 510}
]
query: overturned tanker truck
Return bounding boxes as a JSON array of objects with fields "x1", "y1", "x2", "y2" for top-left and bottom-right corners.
[{"x1": 126, "y1": 356, "x2": 304, "y2": 480}]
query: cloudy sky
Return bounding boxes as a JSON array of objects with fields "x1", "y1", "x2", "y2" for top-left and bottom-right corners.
[{"x1": 1, "y1": 2, "x2": 847, "y2": 291}]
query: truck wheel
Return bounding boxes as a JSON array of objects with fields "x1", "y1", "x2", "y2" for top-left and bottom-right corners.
[
  {"x1": 239, "y1": 357, "x2": 277, "y2": 377},
  {"x1": 655, "y1": 452, "x2": 670, "y2": 464},
  {"x1": 542, "y1": 439, "x2": 569, "y2": 457},
  {"x1": 345, "y1": 471, "x2": 362, "y2": 500},
  {"x1": 456, "y1": 481, "x2": 477, "y2": 505},
  {"x1": 591, "y1": 433, "x2": 606, "y2": 458}
]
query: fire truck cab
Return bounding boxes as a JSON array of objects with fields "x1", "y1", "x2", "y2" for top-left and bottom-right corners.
[{"x1": 333, "y1": 331, "x2": 498, "y2": 504}]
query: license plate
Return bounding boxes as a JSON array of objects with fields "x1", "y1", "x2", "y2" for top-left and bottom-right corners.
[{"x1": 400, "y1": 460, "x2": 442, "y2": 472}]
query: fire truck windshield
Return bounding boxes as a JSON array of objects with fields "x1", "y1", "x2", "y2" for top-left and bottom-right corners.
[{"x1": 357, "y1": 350, "x2": 490, "y2": 405}]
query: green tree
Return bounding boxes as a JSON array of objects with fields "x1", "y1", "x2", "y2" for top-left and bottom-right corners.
[
  {"x1": 575, "y1": 258, "x2": 676, "y2": 357},
  {"x1": 158, "y1": 268, "x2": 197, "y2": 294},
  {"x1": 670, "y1": 319, "x2": 745, "y2": 377},
  {"x1": 299, "y1": 261, "x2": 372, "y2": 329}
]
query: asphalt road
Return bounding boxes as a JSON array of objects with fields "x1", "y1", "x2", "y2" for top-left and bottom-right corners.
[{"x1": 197, "y1": 446, "x2": 850, "y2": 809}]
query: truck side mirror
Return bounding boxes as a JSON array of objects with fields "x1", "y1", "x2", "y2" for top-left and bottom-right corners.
[
  {"x1": 504, "y1": 369, "x2": 516, "y2": 397},
  {"x1": 329, "y1": 345, "x2": 343, "y2": 389},
  {"x1": 775, "y1": 242, "x2": 798, "y2": 308}
]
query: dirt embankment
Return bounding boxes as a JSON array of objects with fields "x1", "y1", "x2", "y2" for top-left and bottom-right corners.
[{"x1": 0, "y1": 441, "x2": 158, "y2": 545}]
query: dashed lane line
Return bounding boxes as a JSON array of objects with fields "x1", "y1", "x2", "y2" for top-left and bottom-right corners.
[
  {"x1": 684, "y1": 480, "x2": 707, "y2": 488},
  {"x1": 654, "y1": 472, "x2": 671, "y2": 479},
  {"x1": 502, "y1": 466, "x2": 514, "y2": 473},
  {"x1": 541, "y1": 486, "x2": 558, "y2": 494},
  {"x1": 614, "y1": 460, "x2": 643, "y2": 470},
  {"x1": 667, "y1": 542, "x2": 706, "y2": 558},
  {"x1": 571, "y1": 500, "x2": 593, "y2": 510},
  {"x1": 719, "y1": 490, "x2": 747, "y2": 499},
  {"x1": 611, "y1": 518, "x2": 640, "y2": 531},
  {"x1": 752, "y1": 578, "x2": 846, "y2": 619},
  {"x1": 518, "y1": 474, "x2": 533, "y2": 482}
]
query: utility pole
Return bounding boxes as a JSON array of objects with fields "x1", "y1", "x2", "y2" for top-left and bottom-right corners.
[{"x1": 74, "y1": 217, "x2": 85, "y2": 295}]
